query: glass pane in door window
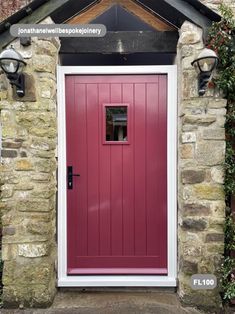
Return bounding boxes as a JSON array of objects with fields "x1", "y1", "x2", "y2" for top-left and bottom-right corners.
[{"x1": 106, "y1": 106, "x2": 127, "y2": 142}]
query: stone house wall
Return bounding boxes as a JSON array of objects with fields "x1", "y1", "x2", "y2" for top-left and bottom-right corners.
[
  {"x1": 177, "y1": 21, "x2": 226, "y2": 310},
  {"x1": 200, "y1": 0, "x2": 235, "y2": 14},
  {"x1": 0, "y1": 0, "x2": 33, "y2": 22},
  {"x1": 0, "y1": 18, "x2": 60, "y2": 307}
]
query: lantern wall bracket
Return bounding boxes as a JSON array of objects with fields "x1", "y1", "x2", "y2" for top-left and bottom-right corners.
[{"x1": 7, "y1": 73, "x2": 25, "y2": 97}]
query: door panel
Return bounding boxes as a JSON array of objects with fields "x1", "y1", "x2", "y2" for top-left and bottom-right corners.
[{"x1": 66, "y1": 75, "x2": 167, "y2": 275}]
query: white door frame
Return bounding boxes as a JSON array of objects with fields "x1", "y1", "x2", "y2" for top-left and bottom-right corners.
[{"x1": 57, "y1": 65, "x2": 177, "y2": 287}]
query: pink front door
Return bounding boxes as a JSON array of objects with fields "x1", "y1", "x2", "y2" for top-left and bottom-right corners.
[{"x1": 66, "y1": 75, "x2": 167, "y2": 275}]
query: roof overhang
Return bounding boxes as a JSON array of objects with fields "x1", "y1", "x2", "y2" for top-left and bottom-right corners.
[{"x1": 0, "y1": 0, "x2": 221, "y2": 50}]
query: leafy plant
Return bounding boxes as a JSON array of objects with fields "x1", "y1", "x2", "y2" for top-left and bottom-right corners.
[{"x1": 207, "y1": 4, "x2": 235, "y2": 303}]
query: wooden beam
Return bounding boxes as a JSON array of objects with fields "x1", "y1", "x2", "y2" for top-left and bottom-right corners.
[
  {"x1": 60, "y1": 31, "x2": 178, "y2": 54},
  {"x1": 67, "y1": 0, "x2": 174, "y2": 31}
]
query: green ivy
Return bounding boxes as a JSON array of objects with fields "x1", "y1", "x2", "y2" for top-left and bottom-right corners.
[{"x1": 207, "y1": 4, "x2": 235, "y2": 302}]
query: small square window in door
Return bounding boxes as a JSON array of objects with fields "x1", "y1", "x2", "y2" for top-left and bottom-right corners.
[{"x1": 104, "y1": 104, "x2": 129, "y2": 144}]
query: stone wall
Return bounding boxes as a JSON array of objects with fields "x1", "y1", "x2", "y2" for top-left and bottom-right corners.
[
  {"x1": 0, "y1": 20, "x2": 60, "y2": 307},
  {"x1": 0, "y1": 0, "x2": 33, "y2": 22},
  {"x1": 177, "y1": 21, "x2": 226, "y2": 311},
  {"x1": 200, "y1": 0, "x2": 235, "y2": 14}
]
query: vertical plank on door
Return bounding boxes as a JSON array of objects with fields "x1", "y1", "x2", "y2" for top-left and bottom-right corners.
[
  {"x1": 110, "y1": 83, "x2": 123, "y2": 256},
  {"x1": 146, "y1": 81, "x2": 160, "y2": 257},
  {"x1": 66, "y1": 76, "x2": 76, "y2": 268},
  {"x1": 157, "y1": 75, "x2": 168, "y2": 265},
  {"x1": 87, "y1": 83, "x2": 99, "y2": 256},
  {"x1": 75, "y1": 83, "x2": 88, "y2": 258},
  {"x1": 98, "y1": 83, "x2": 111, "y2": 256},
  {"x1": 122, "y1": 83, "x2": 135, "y2": 256},
  {"x1": 134, "y1": 83, "x2": 147, "y2": 256}
]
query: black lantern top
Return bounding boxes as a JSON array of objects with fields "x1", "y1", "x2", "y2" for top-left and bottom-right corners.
[
  {"x1": 0, "y1": 46, "x2": 26, "y2": 75},
  {"x1": 191, "y1": 48, "x2": 218, "y2": 73}
]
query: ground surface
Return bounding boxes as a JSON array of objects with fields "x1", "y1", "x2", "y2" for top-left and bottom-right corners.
[{"x1": 0, "y1": 290, "x2": 208, "y2": 313}]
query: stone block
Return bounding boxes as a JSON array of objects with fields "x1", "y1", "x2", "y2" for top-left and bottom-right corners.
[
  {"x1": 180, "y1": 259, "x2": 198, "y2": 275},
  {"x1": 12, "y1": 102, "x2": 28, "y2": 111},
  {"x1": 182, "y1": 242, "x2": 202, "y2": 258},
  {"x1": 29, "y1": 127, "x2": 57, "y2": 138},
  {"x1": 181, "y1": 170, "x2": 205, "y2": 184},
  {"x1": 33, "y1": 55, "x2": 56, "y2": 74},
  {"x1": 182, "y1": 71, "x2": 198, "y2": 99},
  {"x1": 2, "y1": 124, "x2": 17, "y2": 139},
  {"x1": 31, "y1": 184, "x2": 56, "y2": 199},
  {"x1": 205, "y1": 233, "x2": 224, "y2": 242},
  {"x1": 207, "y1": 108, "x2": 227, "y2": 116},
  {"x1": 26, "y1": 221, "x2": 50, "y2": 235},
  {"x1": 18, "y1": 243, "x2": 49, "y2": 257},
  {"x1": 179, "y1": 31, "x2": 202, "y2": 45},
  {"x1": 34, "y1": 40, "x2": 58, "y2": 57},
  {"x1": 181, "y1": 132, "x2": 196, "y2": 143},
  {"x1": 2, "y1": 243, "x2": 18, "y2": 261},
  {"x1": 178, "y1": 278, "x2": 222, "y2": 310},
  {"x1": 214, "y1": 115, "x2": 226, "y2": 128},
  {"x1": 179, "y1": 144, "x2": 194, "y2": 159},
  {"x1": 182, "y1": 218, "x2": 207, "y2": 231},
  {"x1": 16, "y1": 112, "x2": 56, "y2": 128},
  {"x1": 183, "y1": 115, "x2": 216, "y2": 125},
  {"x1": 193, "y1": 183, "x2": 224, "y2": 200},
  {"x1": 30, "y1": 138, "x2": 56, "y2": 151},
  {"x1": 17, "y1": 198, "x2": 54, "y2": 212},
  {"x1": 182, "y1": 203, "x2": 210, "y2": 216},
  {"x1": 3, "y1": 260, "x2": 53, "y2": 285},
  {"x1": 2, "y1": 141, "x2": 22, "y2": 149},
  {"x1": 1, "y1": 184, "x2": 14, "y2": 198},
  {"x1": 31, "y1": 150, "x2": 55, "y2": 158},
  {"x1": 179, "y1": 230, "x2": 201, "y2": 243},
  {"x1": 1, "y1": 150, "x2": 17, "y2": 158},
  {"x1": 202, "y1": 128, "x2": 225, "y2": 140},
  {"x1": 3, "y1": 271, "x2": 56, "y2": 308},
  {"x1": 34, "y1": 159, "x2": 56, "y2": 173},
  {"x1": 182, "y1": 124, "x2": 198, "y2": 131},
  {"x1": 210, "y1": 201, "x2": 226, "y2": 218},
  {"x1": 0, "y1": 90, "x2": 8, "y2": 100},
  {"x1": 206, "y1": 243, "x2": 224, "y2": 254},
  {"x1": 181, "y1": 56, "x2": 196, "y2": 69},
  {"x1": 20, "y1": 151, "x2": 27, "y2": 157},
  {"x1": 15, "y1": 181, "x2": 34, "y2": 191},
  {"x1": 1, "y1": 110, "x2": 15, "y2": 123},
  {"x1": 39, "y1": 77, "x2": 56, "y2": 99},
  {"x1": 198, "y1": 257, "x2": 215, "y2": 273},
  {"x1": 209, "y1": 218, "x2": 224, "y2": 233},
  {"x1": 32, "y1": 173, "x2": 51, "y2": 182},
  {"x1": 2, "y1": 226, "x2": 16, "y2": 236},
  {"x1": 15, "y1": 159, "x2": 33, "y2": 171},
  {"x1": 196, "y1": 141, "x2": 225, "y2": 166},
  {"x1": 208, "y1": 99, "x2": 227, "y2": 108},
  {"x1": 211, "y1": 166, "x2": 224, "y2": 184},
  {"x1": 180, "y1": 45, "x2": 195, "y2": 57}
]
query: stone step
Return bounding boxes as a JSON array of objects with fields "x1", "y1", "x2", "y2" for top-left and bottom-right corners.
[{"x1": 1, "y1": 291, "x2": 204, "y2": 314}]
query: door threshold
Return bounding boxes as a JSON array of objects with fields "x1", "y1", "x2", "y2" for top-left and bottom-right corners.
[
  {"x1": 58, "y1": 276, "x2": 177, "y2": 287},
  {"x1": 58, "y1": 287, "x2": 177, "y2": 293}
]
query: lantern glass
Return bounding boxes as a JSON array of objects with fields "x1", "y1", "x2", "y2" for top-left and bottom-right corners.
[
  {"x1": 198, "y1": 57, "x2": 217, "y2": 72},
  {"x1": 0, "y1": 59, "x2": 19, "y2": 74}
]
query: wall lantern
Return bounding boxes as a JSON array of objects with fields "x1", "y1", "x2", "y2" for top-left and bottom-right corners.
[
  {"x1": 0, "y1": 46, "x2": 26, "y2": 97},
  {"x1": 191, "y1": 48, "x2": 218, "y2": 96}
]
